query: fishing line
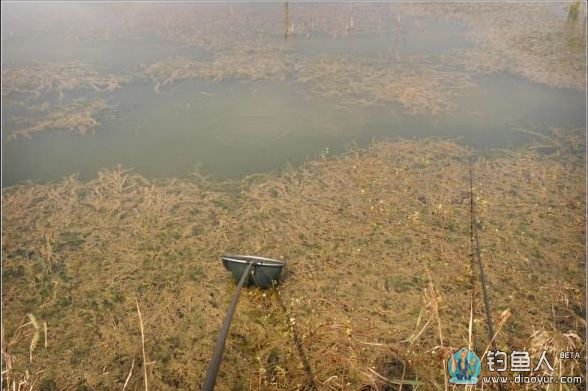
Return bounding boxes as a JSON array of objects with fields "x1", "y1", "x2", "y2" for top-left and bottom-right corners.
[
  {"x1": 469, "y1": 157, "x2": 503, "y2": 391},
  {"x1": 469, "y1": 156, "x2": 498, "y2": 350}
]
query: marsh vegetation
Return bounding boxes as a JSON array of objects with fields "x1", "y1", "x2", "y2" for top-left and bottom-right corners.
[{"x1": 3, "y1": 131, "x2": 585, "y2": 389}]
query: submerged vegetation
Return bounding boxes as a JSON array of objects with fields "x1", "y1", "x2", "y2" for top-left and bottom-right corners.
[
  {"x1": 6, "y1": 99, "x2": 113, "y2": 141},
  {"x1": 296, "y1": 55, "x2": 475, "y2": 114},
  {"x1": 401, "y1": 2, "x2": 587, "y2": 90},
  {"x1": 2, "y1": 130, "x2": 585, "y2": 389},
  {"x1": 2, "y1": 62, "x2": 127, "y2": 102},
  {"x1": 2, "y1": 3, "x2": 585, "y2": 141},
  {"x1": 140, "y1": 47, "x2": 289, "y2": 94},
  {"x1": 2, "y1": 62, "x2": 125, "y2": 142}
]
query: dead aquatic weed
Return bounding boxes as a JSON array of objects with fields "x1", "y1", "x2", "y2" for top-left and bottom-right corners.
[
  {"x1": 296, "y1": 55, "x2": 475, "y2": 115},
  {"x1": 400, "y1": 2, "x2": 586, "y2": 90},
  {"x1": 530, "y1": 328, "x2": 583, "y2": 379},
  {"x1": 2, "y1": 62, "x2": 123, "y2": 141},
  {"x1": 1, "y1": 318, "x2": 44, "y2": 391},
  {"x1": 2, "y1": 136, "x2": 585, "y2": 389},
  {"x1": 6, "y1": 99, "x2": 113, "y2": 142},
  {"x1": 139, "y1": 52, "x2": 475, "y2": 115},
  {"x1": 504, "y1": 126, "x2": 586, "y2": 161},
  {"x1": 2, "y1": 62, "x2": 128, "y2": 102},
  {"x1": 140, "y1": 49, "x2": 289, "y2": 94},
  {"x1": 125, "y1": 4, "x2": 480, "y2": 114},
  {"x1": 132, "y1": 2, "x2": 585, "y2": 97}
]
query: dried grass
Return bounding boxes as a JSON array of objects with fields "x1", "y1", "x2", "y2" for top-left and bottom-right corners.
[
  {"x1": 2, "y1": 131, "x2": 584, "y2": 389},
  {"x1": 140, "y1": 48, "x2": 289, "y2": 94},
  {"x1": 296, "y1": 55, "x2": 475, "y2": 115},
  {"x1": 135, "y1": 299, "x2": 149, "y2": 391},
  {"x1": 6, "y1": 99, "x2": 112, "y2": 141},
  {"x1": 2, "y1": 62, "x2": 127, "y2": 102}
]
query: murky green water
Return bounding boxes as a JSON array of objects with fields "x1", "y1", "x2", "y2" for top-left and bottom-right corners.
[{"x1": 2, "y1": 3, "x2": 585, "y2": 186}]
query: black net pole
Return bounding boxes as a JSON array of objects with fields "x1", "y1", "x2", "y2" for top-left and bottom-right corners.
[{"x1": 203, "y1": 262, "x2": 253, "y2": 391}]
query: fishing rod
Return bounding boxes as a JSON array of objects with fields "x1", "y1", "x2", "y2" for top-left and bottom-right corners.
[
  {"x1": 203, "y1": 262, "x2": 253, "y2": 391},
  {"x1": 469, "y1": 156, "x2": 501, "y2": 355}
]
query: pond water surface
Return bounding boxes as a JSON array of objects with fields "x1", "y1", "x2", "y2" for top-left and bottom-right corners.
[{"x1": 2, "y1": 3, "x2": 585, "y2": 186}]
